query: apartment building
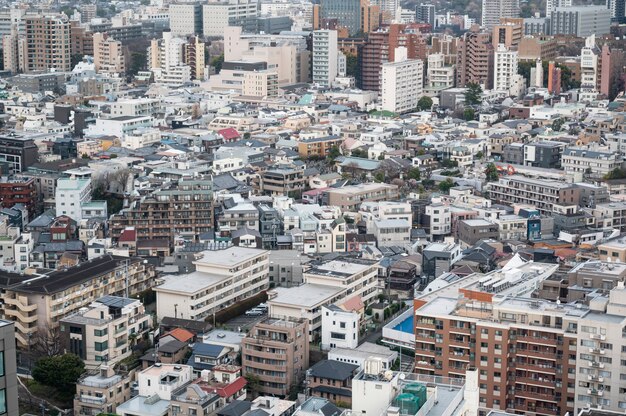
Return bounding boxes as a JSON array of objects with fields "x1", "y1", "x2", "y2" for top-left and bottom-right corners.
[
  {"x1": 372, "y1": 219, "x2": 411, "y2": 247},
  {"x1": 110, "y1": 179, "x2": 213, "y2": 242},
  {"x1": 321, "y1": 305, "x2": 359, "y2": 350},
  {"x1": 268, "y1": 258, "x2": 378, "y2": 340},
  {"x1": 561, "y1": 147, "x2": 624, "y2": 179},
  {"x1": 242, "y1": 317, "x2": 309, "y2": 396},
  {"x1": 323, "y1": 183, "x2": 399, "y2": 211},
  {"x1": 0, "y1": 255, "x2": 156, "y2": 347},
  {"x1": 0, "y1": 134, "x2": 39, "y2": 173},
  {"x1": 202, "y1": 0, "x2": 258, "y2": 37},
  {"x1": 297, "y1": 136, "x2": 343, "y2": 159},
  {"x1": 415, "y1": 266, "x2": 626, "y2": 416},
  {"x1": 217, "y1": 203, "x2": 259, "y2": 240},
  {"x1": 481, "y1": 0, "x2": 520, "y2": 28},
  {"x1": 493, "y1": 44, "x2": 519, "y2": 94},
  {"x1": 0, "y1": 177, "x2": 37, "y2": 218},
  {"x1": 0, "y1": 321, "x2": 17, "y2": 416},
  {"x1": 60, "y1": 296, "x2": 151, "y2": 369},
  {"x1": 258, "y1": 165, "x2": 307, "y2": 197},
  {"x1": 426, "y1": 53, "x2": 455, "y2": 92},
  {"x1": 456, "y1": 28, "x2": 494, "y2": 89},
  {"x1": 487, "y1": 175, "x2": 580, "y2": 214},
  {"x1": 312, "y1": 30, "x2": 339, "y2": 87},
  {"x1": 587, "y1": 202, "x2": 626, "y2": 232},
  {"x1": 550, "y1": 6, "x2": 611, "y2": 37},
  {"x1": 457, "y1": 219, "x2": 499, "y2": 247},
  {"x1": 25, "y1": 15, "x2": 71, "y2": 72},
  {"x1": 381, "y1": 47, "x2": 424, "y2": 114},
  {"x1": 155, "y1": 247, "x2": 269, "y2": 321},
  {"x1": 169, "y1": 3, "x2": 203, "y2": 36},
  {"x1": 74, "y1": 366, "x2": 134, "y2": 416},
  {"x1": 92, "y1": 32, "x2": 125, "y2": 74}
]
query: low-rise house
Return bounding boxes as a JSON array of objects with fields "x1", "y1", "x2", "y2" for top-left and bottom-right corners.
[
  {"x1": 306, "y1": 360, "x2": 359, "y2": 406},
  {"x1": 74, "y1": 366, "x2": 135, "y2": 416}
]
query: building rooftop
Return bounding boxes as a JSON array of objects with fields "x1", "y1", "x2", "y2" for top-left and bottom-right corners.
[
  {"x1": 194, "y1": 247, "x2": 268, "y2": 268},
  {"x1": 268, "y1": 284, "x2": 344, "y2": 308},
  {"x1": 155, "y1": 271, "x2": 229, "y2": 294}
]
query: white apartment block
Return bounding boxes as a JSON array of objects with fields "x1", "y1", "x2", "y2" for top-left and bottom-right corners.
[
  {"x1": 546, "y1": 0, "x2": 572, "y2": 16},
  {"x1": 562, "y1": 147, "x2": 624, "y2": 179},
  {"x1": 85, "y1": 116, "x2": 153, "y2": 138},
  {"x1": 425, "y1": 200, "x2": 452, "y2": 236},
  {"x1": 381, "y1": 47, "x2": 424, "y2": 114},
  {"x1": 312, "y1": 30, "x2": 338, "y2": 88},
  {"x1": 321, "y1": 305, "x2": 359, "y2": 350},
  {"x1": 481, "y1": 0, "x2": 520, "y2": 28},
  {"x1": 427, "y1": 53, "x2": 455, "y2": 91},
  {"x1": 169, "y1": 3, "x2": 202, "y2": 36},
  {"x1": 55, "y1": 177, "x2": 92, "y2": 221},
  {"x1": 60, "y1": 296, "x2": 151, "y2": 369},
  {"x1": 494, "y1": 44, "x2": 519, "y2": 95},
  {"x1": 155, "y1": 247, "x2": 269, "y2": 321},
  {"x1": 110, "y1": 98, "x2": 161, "y2": 117},
  {"x1": 202, "y1": 0, "x2": 258, "y2": 37}
]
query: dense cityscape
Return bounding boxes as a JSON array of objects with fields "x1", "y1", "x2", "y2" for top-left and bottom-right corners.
[{"x1": 0, "y1": 0, "x2": 623, "y2": 415}]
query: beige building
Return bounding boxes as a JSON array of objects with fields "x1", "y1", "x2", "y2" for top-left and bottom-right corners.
[
  {"x1": 2, "y1": 27, "x2": 26, "y2": 74},
  {"x1": 324, "y1": 183, "x2": 399, "y2": 211},
  {"x1": 74, "y1": 366, "x2": 135, "y2": 416},
  {"x1": 93, "y1": 32, "x2": 125, "y2": 74},
  {"x1": 184, "y1": 36, "x2": 205, "y2": 80},
  {"x1": 242, "y1": 70, "x2": 279, "y2": 98},
  {"x1": 155, "y1": 247, "x2": 269, "y2": 321},
  {"x1": 242, "y1": 317, "x2": 309, "y2": 396},
  {"x1": 25, "y1": 14, "x2": 71, "y2": 72},
  {"x1": 60, "y1": 296, "x2": 152, "y2": 369},
  {"x1": 1, "y1": 255, "x2": 156, "y2": 347}
]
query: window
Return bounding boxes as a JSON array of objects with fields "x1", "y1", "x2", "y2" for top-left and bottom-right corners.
[
  {"x1": 0, "y1": 389, "x2": 5, "y2": 414},
  {"x1": 0, "y1": 351, "x2": 4, "y2": 377},
  {"x1": 94, "y1": 329, "x2": 108, "y2": 337},
  {"x1": 95, "y1": 341, "x2": 108, "y2": 352}
]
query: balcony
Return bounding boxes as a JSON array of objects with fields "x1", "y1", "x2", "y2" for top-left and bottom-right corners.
[
  {"x1": 514, "y1": 389, "x2": 558, "y2": 402},
  {"x1": 589, "y1": 361, "x2": 604, "y2": 369},
  {"x1": 588, "y1": 374, "x2": 604, "y2": 383},
  {"x1": 589, "y1": 347, "x2": 605, "y2": 355},
  {"x1": 587, "y1": 388, "x2": 604, "y2": 396},
  {"x1": 590, "y1": 333, "x2": 606, "y2": 341}
]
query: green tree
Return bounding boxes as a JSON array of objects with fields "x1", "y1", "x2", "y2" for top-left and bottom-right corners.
[
  {"x1": 475, "y1": 151, "x2": 484, "y2": 160},
  {"x1": 604, "y1": 168, "x2": 626, "y2": 180},
  {"x1": 438, "y1": 178, "x2": 455, "y2": 193},
  {"x1": 374, "y1": 171, "x2": 385, "y2": 182},
  {"x1": 485, "y1": 163, "x2": 499, "y2": 182},
  {"x1": 464, "y1": 82, "x2": 483, "y2": 105},
  {"x1": 407, "y1": 167, "x2": 421, "y2": 180},
  {"x1": 328, "y1": 145, "x2": 341, "y2": 160},
  {"x1": 128, "y1": 52, "x2": 146, "y2": 76},
  {"x1": 345, "y1": 53, "x2": 360, "y2": 80},
  {"x1": 32, "y1": 354, "x2": 85, "y2": 389},
  {"x1": 464, "y1": 108, "x2": 475, "y2": 121},
  {"x1": 417, "y1": 96, "x2": 433, "y2": 111},
  {"x1": 351, "y1": 148, "x2": 368, "y2": 158},
  {"x1": 551, "y1": 118, "x2": 564, "y2": 132},
  {"x1": 211, "y1": 54, "x2": 224, "y2": 74}
]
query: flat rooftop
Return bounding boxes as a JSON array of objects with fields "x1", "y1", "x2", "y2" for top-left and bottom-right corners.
[
  {"x1": 307, "y1": 259, "x2": 377, "y2": 278},
  {"x1": 268, "y1": 284, "x2": 344, "y2": 308},
  {"x1": 194, "y1": 247, "x2": 268, "y2": 268},
  {"x1": 155, "y1": 271, "x2": 229, "y2": 294}
]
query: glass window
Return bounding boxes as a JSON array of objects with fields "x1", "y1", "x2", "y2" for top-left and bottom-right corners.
[
  {"x1": 0, "y1": 351, "x2": 4, "y2": 377},
  {"x1": 0, "y1": 388, "x2": 6, "y2": 414}
]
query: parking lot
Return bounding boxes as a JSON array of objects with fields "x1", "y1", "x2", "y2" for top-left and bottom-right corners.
[{"x1": 222, "y1": 310, "x2": 267, "y2": 332}]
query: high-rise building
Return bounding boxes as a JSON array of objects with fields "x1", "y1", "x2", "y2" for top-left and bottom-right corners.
[
  {"x1": 381, "y1": 47, "x2": 424, "y2": 113},
  {"x1": 183, "y1": 36, "x2": 205, "y2": 80},
  {"x1": 319, "y1": 0, "x2": 362, "y2": 36},
  {"x1": 530, "y1": 58, "x2": 543, "y2": 87},
  {"x1": 25, "y1": 15, "x2": 71, "y2": 73},
  {"x1": 80, "y1": 4, "x2": 97, "y2": 23},
  {"x1": 169, "y1": 3, "x2": 203, "y2": 36},
  {"x1": 579, "y1": 34, "x2": 600, "y2": 101},
  {"x1": 550, "y1": 6, "x2": 611, "y2": 37},
  {"x1": 548, "y1": 61, "x2": 562, "y2": 94},
  {"x1": 361, "y1": 0, "x2": 381, "y2": 33},
  {"x1": 545, "y1": 0, "x2": 572, "y2": 17},
  {"x1": 416, "y1": 3, "x2": 435, "y2": 27},
  {"x1": 481, "y1": 0, "x2": 520, "y2": 29},
  {"x1": 456, "y1": 27, "x2": 494, "y2": 89},
  {"x1": 93, "y1": 32, "x2": 125, "y2": 74},
  {"x1": 359, "y1": 31, "x2": 389, "y2": 91},
  {"x1": 608, "y1": 0, "x2": 626, "y2": 22},
  {"x1": 202, "y1": 0, "x2": 258, "y2": 37},
  {"x1": 599, "y1": 43, "x2": 626, "y2": 99},
  {"x1": 148, "y1": 31, "x2": 191, "y2": 85},
  {"x1": 493, "y1": 43, "x2": 519, "y2": 94},
  {"x1": 370, "y1": 0, "x2": 399, "y2": 24},
  {"x1": 492, "y1": 20, "x2": 523, "y2": 49},
  {"x1": 312, "y1": 29, "x2": 338, "y2": 87},
  {"x1": 2, "y1": 26, "x2": 26, "y2": 74}
]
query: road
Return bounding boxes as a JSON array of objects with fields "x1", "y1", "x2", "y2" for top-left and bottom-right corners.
[{"x1": 222, "y1": 311, "x2": 267, "y2": 332}]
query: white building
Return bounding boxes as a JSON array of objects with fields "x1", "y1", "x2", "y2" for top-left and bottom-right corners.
[
  {"x1": 381, "y1": 47, "x2": 424, "y2": 114},
  {"x1": 579, "y1": 34, "x2": 599, "y2": 101},
  {"x1": 427, "y1": 53, "x2": 455, "y2": 92},
  {"x1": 149, "y1": 31, "x2": 191, "y2": 85},
  {"x1": 154, "y1": 247, "x2": 269, "y2": 321},
  {"x1": 425, "y1": 200, "x2": 451, "y2": 237},
  {"x1": 110, "y1": 98, "x2": 160, "y2": 117},
  {"x1": 312, "y1": 30, "x2": 338, "y2": 88},
  {"x1": 372, "y1": 219, "x2": 411, "y2": 247},
  {"x1": 546, "y1": 0, "x2": 571, "y2": 16},
  {"x1": 85, "y1": 116, "x2": 153, "y2": 138},
  {"x1": 328, "y1": 342, "x2": 398, "y2": 370},
  {"x1": 320, "y1": 305, "x2": 359, "y2": 350},
  {"x1": 202, "y1": 0, "x2": 258, "y2": 37},
  {"x1": 169, "y1": 3, "x2": 201, "y2": 36},
  {"x1": 55, "y1": 177, "x2": 92, "y2": 221},
  {"x1": 481, "y1": 0, "x2": 520, "y2": 28},
  {"x1": 493, "y1": 43, "x2": 519, "y2": 95}
]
